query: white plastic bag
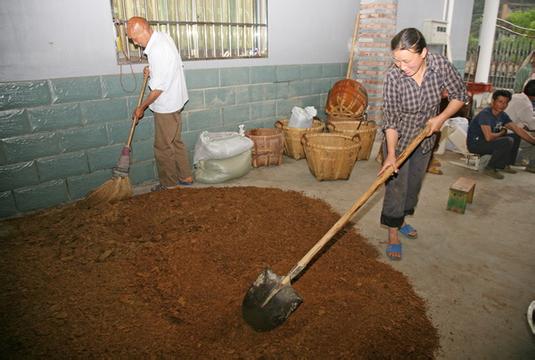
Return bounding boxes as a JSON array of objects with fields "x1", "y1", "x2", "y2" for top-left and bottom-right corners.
[
  {"x1": 445, "y1": 117, "x2": 469, "y2": 154},
  {"x1": 193, "y1": 131, "x2": 254, "y2": 164},
  {"x1": 193, "y1": 150, "x2": 252, "y2": 183},
  {"x1": 288, "y1": 106, "x2": 317, "y2": 128}
]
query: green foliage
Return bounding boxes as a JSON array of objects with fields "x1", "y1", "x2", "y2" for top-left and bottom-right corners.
[{"x1": 507, "y1": 9, "x2": 535, "y2": 29}]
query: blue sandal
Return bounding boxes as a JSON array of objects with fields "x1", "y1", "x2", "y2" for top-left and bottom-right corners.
[
  {"x1": 386, "y1": 243, "x2": 402, "y2": 261},
  {"x1": 399, "y1": 224, "x2": 417, "y2": 239}
]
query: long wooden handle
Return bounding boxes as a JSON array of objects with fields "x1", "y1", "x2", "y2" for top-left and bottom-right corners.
[
  {"x1": 125, "y1": 75, "x2": 149, "y2": 148},
  {"x1": 346, "y1": 13, "x2": 360, "y2": 79},
  {"x1": 284, "y1": 125, "x2": 431, "y2": 283}
]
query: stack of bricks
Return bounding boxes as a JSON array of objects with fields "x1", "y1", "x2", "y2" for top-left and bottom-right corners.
[{"x1": 350, "y1": 0, "x2": 398, "y2": 124}]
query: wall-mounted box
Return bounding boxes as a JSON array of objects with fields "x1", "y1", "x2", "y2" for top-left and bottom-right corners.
[{"x1": 422, "y1": 19, "x2": 448, "y2": 45}]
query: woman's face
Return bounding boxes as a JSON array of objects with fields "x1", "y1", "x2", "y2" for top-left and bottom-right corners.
[{"x1": 391, "y1": 48, "x2": 427, "y2": 77}]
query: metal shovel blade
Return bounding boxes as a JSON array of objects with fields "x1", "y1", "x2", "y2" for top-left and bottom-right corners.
[{"x1": 242, "y1": 268, "x2": 303, "y2": 332}]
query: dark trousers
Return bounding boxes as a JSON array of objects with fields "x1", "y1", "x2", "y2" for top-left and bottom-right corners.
[
  {"x1": 467, "y1": 134, "x2": 520, "y2": 169},
  {"x1": 380, "y1": 142, "x2": 432, "y2": 229}
]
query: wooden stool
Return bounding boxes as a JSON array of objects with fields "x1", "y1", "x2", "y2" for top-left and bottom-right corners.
[{"x1": 447, "y1": 177, "x2": 476, "y2": 214}]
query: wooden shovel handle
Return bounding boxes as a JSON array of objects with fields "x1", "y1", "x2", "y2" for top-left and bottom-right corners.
[
  {"x1": 285, "y1": 125, "x2": 431, "y2": 282},
  {"x1": 125, "y1": 75, "x2": 149, "y2": 148}
]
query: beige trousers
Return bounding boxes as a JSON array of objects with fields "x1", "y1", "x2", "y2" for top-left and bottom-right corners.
[{"x1": 153, "y1": 110, "x2": 192, "y2": 187}]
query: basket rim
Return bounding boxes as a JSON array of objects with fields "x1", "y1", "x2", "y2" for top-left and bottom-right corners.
[
  {"x1": 327, "y1": 119, "x2": 376, "y2": 125},
  {"x1": 326, "y1": 112, "x2": 366, "y2": 117},
  {"x1": 275, "y1": 118, "x2": 324, "y2": 129},
  {"x1": 328, "y1": 127, "x2": 376, "y2": 132},
  {"x1": 302, "y1": 133, "x2": 361, "y2": 150},
  {"x1": 245, "y1": 128, "x2": 283, "y2": 136}
]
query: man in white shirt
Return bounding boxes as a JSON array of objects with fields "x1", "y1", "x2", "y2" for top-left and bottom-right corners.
[
  {"x1": 514, "y1": 51, "x2": 535, "y2": 93},
  {"x1": 505, "y1": 79, "x2": 535, "y2": 173},
  {"x1": 127, "y1": 17, "x2": 193, "y2": 190}
]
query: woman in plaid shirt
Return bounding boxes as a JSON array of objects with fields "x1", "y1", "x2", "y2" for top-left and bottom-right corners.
[{"x1": 378, "y1": 28, "x2": 468, "y2": 260}]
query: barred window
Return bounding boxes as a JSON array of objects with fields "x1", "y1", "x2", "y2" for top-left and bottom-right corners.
[{"x1": 111, "y1": 0, "x2": 268, "y2": 63}]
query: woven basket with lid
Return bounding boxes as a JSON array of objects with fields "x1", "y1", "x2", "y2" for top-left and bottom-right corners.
[{"x1": 325, "y1": 79, "x2": 368, "y2": 118}]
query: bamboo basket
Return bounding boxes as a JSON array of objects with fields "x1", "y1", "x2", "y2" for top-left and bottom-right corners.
[
  {"x1": 325, "y1": 79, "x2": 368, "y2": 118},
  {"x1": 327, "y1": 113, "x2": 366, "y2": 123},
  {"x1": 301, "y1": 133, "x2": 361, "y2": 181},
  {"x1": 327, "y1": 120, "x2": 377, "y2": 160},
  {"x1": 274, "y1": 119, "x2": 324, "y2": 160},
  {"x1": 245, "y1": 128, "x2": 284, "y2": 167}
]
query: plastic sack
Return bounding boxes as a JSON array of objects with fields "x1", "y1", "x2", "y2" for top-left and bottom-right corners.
[
  {"x1": 288, "y1": 106, "x2": 317, "y2": 128},
  {"x1": 193, "y1": 150, "x2": 252, "y2": 184},
  {"x1": 445, "y1": 117, "x2": 469, "y2": 153},
  {"x1": 193, "y1": 131, "x2": 254, "y2": 164}
]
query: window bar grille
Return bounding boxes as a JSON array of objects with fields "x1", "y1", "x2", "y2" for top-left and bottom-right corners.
[
  {"x1": 168, "y1": 1, "x2": 173, "y2": 36},
  {"x1": 211, "y1": 0, "x2": 216, "y2": 58},
  {"x1": 247, "y1": 2, "x2": 250, "y2": 56},
  {"x1": 120, "y1": 0, "x2": 130, "y2": 61},
  {"x1": 186, "y1": 2, "x2": 192, "y2": 58},
  {"x1": 175, "y1": 3, "x2": 182, "y2": 56},
  {"x1": 203, "y1": 2, "x2": 208, "y2": 59},
  {"x1": 257, "y1": 0, "x2": 262, "y2": 55},
  {"x1": 112, "y1": 0, "x2": 267, "y2": 62},
  {"x1": 229, "y1": 0, "x2": 233, "y2": 57},
  {"x1": 241, "y1": 0, "x2": 245, "y2": 57},
  {"x1": 141, "y1": 0, "x2": 149, "y2": 59},
  {"x1": 220, "y1": 0, "x2": 224, "y2": 57},
  {"x1": 192, "y1": 0, "x2": 198, "y2": 58},
  {"x1": 238, "y1": 0, "x2": 242, "y2": 57}
]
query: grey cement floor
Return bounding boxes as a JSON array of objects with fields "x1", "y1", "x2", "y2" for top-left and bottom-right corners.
[{"x1": 138, "y1": 144, "x2": 535, "y2": 359}]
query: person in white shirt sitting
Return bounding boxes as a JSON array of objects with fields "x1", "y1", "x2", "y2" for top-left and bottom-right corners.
[{"x1": 504, "y1": 79, "x2": 535, "y2": 173}]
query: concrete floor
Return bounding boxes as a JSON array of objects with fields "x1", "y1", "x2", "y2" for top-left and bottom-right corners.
[{"x1": 138, "y1": 144, "x2": 535, "y2": 359}]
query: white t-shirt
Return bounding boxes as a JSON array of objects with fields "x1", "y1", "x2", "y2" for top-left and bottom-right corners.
[
  {"x1": 505, "y1": 93, "x2": 535, "y2": 131},
  {"x1": 144, "y1": 31, "x2": 188, "y2": 113}
]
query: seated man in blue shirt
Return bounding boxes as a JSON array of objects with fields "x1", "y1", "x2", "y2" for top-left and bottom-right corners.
[{"x1": 467, "y1": 90, "x2": 535, "y2": 179}]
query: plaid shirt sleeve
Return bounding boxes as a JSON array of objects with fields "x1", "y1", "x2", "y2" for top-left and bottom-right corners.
[
  {"x1": 382, "y1": 68, "x2": 401, "y2": 132},
  {"x1": 442, "y1": 57, "x2": 468, "y2": 104}
]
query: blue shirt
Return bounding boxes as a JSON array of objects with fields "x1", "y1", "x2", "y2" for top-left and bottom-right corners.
[{"x1": 467, "y1": 107, "x2": 511, "y2": 145}]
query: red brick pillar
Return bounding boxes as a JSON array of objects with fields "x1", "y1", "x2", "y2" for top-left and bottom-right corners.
[{"x1": 350, "y1": 0, "x2": 398, "y2": 124}]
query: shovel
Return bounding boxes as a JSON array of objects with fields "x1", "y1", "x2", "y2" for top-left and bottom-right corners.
[{"x1": 242, "y1": 125, "x2": 431, "y2": 331}]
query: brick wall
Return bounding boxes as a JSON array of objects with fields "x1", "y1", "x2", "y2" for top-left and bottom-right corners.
[
  {"x1": 0, "y1": 63, "x2": 345, "y2": 218},
  {"x1": 351, "y1": 0, "x2": 398, "y2": 123}
]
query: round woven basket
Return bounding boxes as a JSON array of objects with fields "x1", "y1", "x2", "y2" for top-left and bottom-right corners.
[
  {"x1": 274, "y1": 119, "x2": 325, "y2": 160},
  {"x1": 245, "y1": 128, "x2": 284, "y2": 167},
  {"x1": 327, "y1": 121, "x2": 377, "y2": 160},
  {"x1": 325, "y1": 79, "x2": 368, "y2": 117},
  {"x1": 327, "y1": 113, "x2": 366, "y2": 123},
  {"x1": 301, "y1": 133, "x2": 361, "y2": 181}
]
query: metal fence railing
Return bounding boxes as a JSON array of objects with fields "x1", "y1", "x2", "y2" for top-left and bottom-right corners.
[{"x1": 464, "y1": 18, "x2": 535, "y2": 90}]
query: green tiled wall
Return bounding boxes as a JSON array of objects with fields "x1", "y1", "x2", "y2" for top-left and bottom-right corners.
[{"x1": 0, "y1": 63, "x2": 345, "y2": 218}]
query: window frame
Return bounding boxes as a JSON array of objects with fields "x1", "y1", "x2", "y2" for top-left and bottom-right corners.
[{"x1": 111, "y1": 0, "x2": 269, "y2": 63}]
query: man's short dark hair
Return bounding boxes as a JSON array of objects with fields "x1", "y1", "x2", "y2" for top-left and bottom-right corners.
[
  {"x1": 492, "y1": 89, "x2": 512, "y2": 101},
  {"x1": 523, "y1": 79, "x2": 535, "y2": 97}
]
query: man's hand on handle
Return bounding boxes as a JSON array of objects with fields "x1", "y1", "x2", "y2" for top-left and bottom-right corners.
[{"x1": 132, "y1": 68, "x2": 150, "y2": 125}]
